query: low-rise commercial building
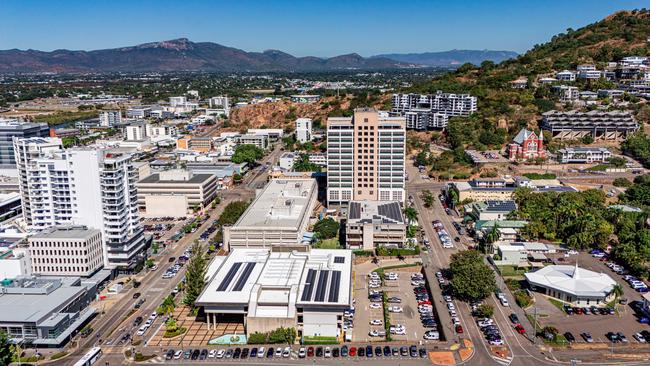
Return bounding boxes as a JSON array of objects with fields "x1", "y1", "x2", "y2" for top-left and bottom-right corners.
[
  {"x1": 525, "y1": 264, "x2": 617, "y2": 306},
  {"x1": 28, "y1": 226, "x2": 103, "y2": 277},
  {"x1": 557, "y1": 147, "x2": 612, "y2": 163},
  {"x1": 196, "y1": 247, "x2": 352, "y2": 339},
  {"x1": 465, "y1": 200, "x2": 516, "y2": 221},
  {"x1": 137, "y1": 169, "x2": 217, "y2": 217},
  {"x1": 236, "y1": 134, "x2": 269, "y2": 150},
  {"x1": 224, "y1": 179, "x2": 317, "y2": 251},
  {"x1": 0, "y1": 248, "x2": 31, "y2": 279},
  {"x1": 345, "y1": 201, "x2": 406, "y2": 250},
  {"x1": 0, "y1": 276, "x2": 97, "y2": 347},
  {"x1": 176, "y1": 136, "x2": 213, "y2": 152}
]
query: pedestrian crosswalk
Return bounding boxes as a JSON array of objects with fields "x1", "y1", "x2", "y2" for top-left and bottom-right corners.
[{"x1": 493, "y1": 354, "x2": 513, "y2": 366}]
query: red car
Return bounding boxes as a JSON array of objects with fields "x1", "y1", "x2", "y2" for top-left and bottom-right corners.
[
  {"x1": 418, "y1": 300, "x2": 432, "y2": 305},
  {"x1": 349, "y1": 347, "x2": 357, "y2": 357},
  {"x1": 515, "y1": 324, "x2": 526, "y2": 335},
  {"x1": 455, "y1": 325, "x2": 464, "y2": 334},
  {"x1": 307, "y1": 347, "x2": 314, "y2": 357}
]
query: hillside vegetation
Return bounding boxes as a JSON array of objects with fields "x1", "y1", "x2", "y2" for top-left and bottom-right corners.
[{"x1": 406, "y1": 10, "x2": 650, "y2": 173}]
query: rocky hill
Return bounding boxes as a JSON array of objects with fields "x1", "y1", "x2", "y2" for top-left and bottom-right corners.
[{"x1": 0, "y1": 38, "x2": 409, "y2": 73}]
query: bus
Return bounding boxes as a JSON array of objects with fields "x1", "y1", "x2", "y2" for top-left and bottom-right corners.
[{"x1": 73, "y1": 347, "x2": 102, "y2": 366}]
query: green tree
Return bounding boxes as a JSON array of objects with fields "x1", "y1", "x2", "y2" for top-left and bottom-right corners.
[
  {"x1": 313, "y1": 218, "x2": 339, "y2": 240},
  {"x1": 608, "y1": 156, "x2": 627, "y2": 168},
  {"x1": 449, "y1": 250, "x2": 497, "y2": 301},
  {"x1": 157, "y1": 295, "x2": 176, "y2": 316},
  {"x1": 183, "y1": 241, "x2": 208, "y2": 308},
  {"x1": 483, "y1": 224, "x2": 501, "y2": 254},
  {"x1": 581, "y1": 134, "x2": 594, "y2": 145},
  {"x1": 613, "y1": 177, "x2": 632, "y2": 187},
  {"x1": 0, "y1": 331, "x2": 12, "y2": 366},
  {"x1": 219, "y1": 201, "x2": 250, "y2": 225},
  {"x1": 403, "y1": 206, "x2": 418, "y2": 224},
  {"x1": 232, "y1": 144, "x2": 264, "y2": 165},
  {"x1": 611, "y1": 283, "x2": 624, "y2": 300},
  {"x1": 293, "y1": 154, "x2": 321, "y2": 172},
  {"x1": 475, "y1": 304, "x2": 494, "y2": 318},
  {"x1": 422, "y1": 190, "x2": 434, "y2": 208}
]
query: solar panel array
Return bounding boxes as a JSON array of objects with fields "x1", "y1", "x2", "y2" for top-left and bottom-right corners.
[
  {"x1": 328, "y1": 270, "x2": 341, "y2": 302},
  {"x1": 232, "y1": 262, "x2": 257, "y2": 291},
  {"x1": 334, "y1": 256, "x2": 345, "y2": 264},
  {"x1": 217, "y1": 262, "x2": 242, "y2": 291},
  {"x1": 300, "y1": 269, "x2": 317, "y2": 301},
  {"x1": 349, "y1": 202, "x2": 361, "y2": 220},
  {"x1": 377, "y1": 202, "x2": 403, "y2": 223},
  {"x1": 314, "y1": 270, "x2": 330, "y2": 302}
]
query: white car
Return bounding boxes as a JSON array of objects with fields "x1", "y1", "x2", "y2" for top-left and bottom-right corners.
[
  {"x1": 282, "y1": 347, "x2": 291, "y2": 358},
  {"x1": 477, "y1": 319, "x2": 494, "y2": 327},
  {"x1": 173, "y1": 350, "x2": 183, "y2": 359},
  {"x1": 489, "y1": 339, "x2": 504, "y2": 346},
  {"x1": 150, "y1": 312, "x2": 158, "y2": 319},
  {"x1": 216, "y1": 349, "x2": 225, "y2": 359},
  {"x1": 447, "y1": 303, "x2": 456, "y2": 311},
  {"x1": 136, "y1": 327, "x2": 147, "y2": 336},
  {"x1": 411, "y1": 280, "x2": 425, "y2": 286},
  {"x1": 369, "y1": 303, "x2": 382, "y2": 309},
  {"x1": 634, "y1": 333, "x2": 646, "y2": 343},
  {"x1": 389, "y1": 306, "x2": 403, "y2": 313},
  {"x1": 449, "y1": 309, "x2": 457, "y2": 316},
  {"x1": 257, "y1": 347, "x2": 265, "y2": 358},
  {"x1": 369, "y1": 330, "x2": 381, "y2": 337},
  {"x1": 324, "y1": 347, "x2": 331, "y2": 358},
  {"x1": 451, "y1": 317, "x2": 461, "y2": 326},
  {"x1": 392, "y1": 328, "x2": 407, "y2": 335},
  {"x1": 208, "y1": 349, "x2": 217, "y2": 358},
  {"x1": 499, "y1": 297, "x2": 510, "y2": 307},
  {"x1": 369, "y1": 283, "x2": 381, "y2": 288},
  {"x1": 370, "y1": 319, "x2": 383, "y2": 326},
  {"x1": 424, "y1": 331, "x2": 440, "y2": 340},
  {"x1": 298, "y1": 347, "x2": 306, "y2": 358},
  {"x1": 275, "y1": 348, "x2": 283, "y2": 357},
  {"x1": 443, "y1": 295, "x2": 453, "y2": 302}
]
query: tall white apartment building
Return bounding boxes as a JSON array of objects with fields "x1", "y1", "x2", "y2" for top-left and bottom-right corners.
[
  {"x1": 295, "y1": 118, "x2": 313, "y2": 143},
  {"x1": 209, "y1": 96, "x2": 230, "y2": 116},
  {"x1": 169, "y1": 96, "x2": 187, "y2": 107},
  {"x1": 391, "y1": 91, "x2": 477, "y2": 129},
  {"x1": 13, "y1": 138, "x2": 145, "y2": 270},
  {"x1": 99, "y1": 110, "x2": 122, "y2": 127},
  {"x1": 327, "y1": 109, "x2": 405, "y2": 208},
  {"x1": 126, "y1": 122, "x2": 147, "y2": 141}
]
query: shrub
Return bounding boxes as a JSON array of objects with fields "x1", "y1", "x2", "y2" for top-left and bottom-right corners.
[{"x1": 514, "y1": 290, "x2": 533, "y2": 308}]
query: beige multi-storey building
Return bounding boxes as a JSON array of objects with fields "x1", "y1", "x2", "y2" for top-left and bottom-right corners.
[
  {"x1": 327, "y1": 109, "x2": 405, "y2": 208},
  {"x1": 345, "y1": 201, "x2": 406, "y2": 250},
  {"x1": 136, "y1": 169, "x2": 217, "y2": 217},
  {"x1": 28, "y1": 226, "x2": 103, "y2": 277}
]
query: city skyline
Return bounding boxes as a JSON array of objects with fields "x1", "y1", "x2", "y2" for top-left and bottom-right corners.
[{"x1": 0, "y1": 0, "x2": 647, "y2": 57}]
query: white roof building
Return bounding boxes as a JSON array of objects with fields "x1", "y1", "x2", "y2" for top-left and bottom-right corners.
[
  {"x1": 525, "y1": 263, "x2": 617, "y2": 306},
  {"x1": 196, "y1": 248, "x2": 352, "y2": 338}
]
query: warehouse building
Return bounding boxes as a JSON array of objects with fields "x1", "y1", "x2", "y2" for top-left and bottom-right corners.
[{"x1": 196, "y1": 247, "x2": 352, "y2": 339}]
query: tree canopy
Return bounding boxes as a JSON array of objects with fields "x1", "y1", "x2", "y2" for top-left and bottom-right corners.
[
  {"x1": 183, "y1": 241, "x2": 208, "y2": 308},
  {"x1": 449, "y1": 250, "x2": 497, "y2": 301},
  {"x1": 232, "y1": 144, "x2": 264, "y2": 165},
  {"x1": 218, "y1": 201, "x2": 250, "y2": 226},
  {"x1": 313, "y1": 218, "x2": 339, "y2": 240},
  {"x1": 293, "y1": 153, "x2": 321, "y2": 172}
]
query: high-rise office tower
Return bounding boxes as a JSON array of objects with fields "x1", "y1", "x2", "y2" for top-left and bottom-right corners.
[
  {"x1": 326, "y1": 108, "x2": 405, "y2": 208},
  {"x1": 0, "y1": 119, "x2": 49, "y2": 170}
]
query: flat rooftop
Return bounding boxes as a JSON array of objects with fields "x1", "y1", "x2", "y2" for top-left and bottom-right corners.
[
  {"x1": 30, "y1": 226, "x2": 99, "y2": 240},
  {"x1": 232, "y1": 179, "x2": 316, "y2": 230},
  {"x1": 0, "y1": 279, "x2": 87, "y2": 323},
  {"x1": 138, "y1": 173, "x2": 214, "y2": 184},
  {"x1": 196, "y1": 248, "x2": 352, "y2": 312}
]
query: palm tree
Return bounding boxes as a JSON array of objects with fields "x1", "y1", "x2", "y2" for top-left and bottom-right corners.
[
  {"x1": 403, "y1": 206, "x2": 418, "y2": 225},
  {"x1": 611, "y1": 283, "x2": 624, "y2": 300},
  {"x1": 484, "y1": 223, "x2": 501, "y2": 254}
]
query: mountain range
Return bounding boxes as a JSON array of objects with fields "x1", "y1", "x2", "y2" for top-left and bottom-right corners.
[
  {"x1": 0, "y1": 38, "x2": 517, "y2": 73},
  {"x1": 373, "y1": 50, "x2": 519, "y2": 67}
]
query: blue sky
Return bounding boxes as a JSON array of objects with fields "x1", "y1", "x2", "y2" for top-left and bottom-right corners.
[{"x1": 1, "y1": 0, "x2": 646, "y2": 57}]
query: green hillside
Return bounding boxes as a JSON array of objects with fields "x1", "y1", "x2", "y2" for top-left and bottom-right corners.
[{"x1": 405, "y1": 9, "x2": 650, "y2": 175}]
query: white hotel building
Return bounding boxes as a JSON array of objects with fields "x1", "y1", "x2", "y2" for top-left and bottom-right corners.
[
  {"x1": 13, "y1": 137, "x2": 145, "y2": 270},
  {"x1": 392, "y1": 91, "x2": 477, "y2": 129}
]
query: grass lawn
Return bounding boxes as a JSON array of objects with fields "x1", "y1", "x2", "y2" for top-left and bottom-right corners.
[
  {"x1": 497, "y1": 265, "x2": 527, "y2": 278},
  {"x1": 547, "y1": 297, "x2": 566, "y2": 312},
  {"x1": 371, "y1": 262, "x2": 422, "y2": 278},
  {"x1": 317, "y1": 237, "x2": 341, "y2": 249}
]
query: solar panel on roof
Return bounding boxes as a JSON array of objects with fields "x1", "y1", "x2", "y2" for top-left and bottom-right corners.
[
  {"x1": 217, "y1": 262, "x2": 242, "y2": 291},
  {"x1": 328, "y1": 270, "x2": 341, "y2": 302},
  {"x1": 232, "y1": 262, "x2": 256, "y2": 291},
  {"x1": 314, "y1": 270, "x2": 330, "y2": 302},
  {"x1": 300, "y1": 269, "x2": 317, "y2": 302},
  {"x1": 334, "y1": 256, "x2": 345, "y2": 264}
]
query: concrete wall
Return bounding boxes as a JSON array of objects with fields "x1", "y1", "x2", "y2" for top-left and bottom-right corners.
[
  {"x1": 246, "y1": 316, "x2": 296, "y2": 337},
  {"x1": 144, "y1": 195, "x2": 189, "y2": 218},
  {"x1": 302, "y1": 311, "x2": 339, "y2": 337}
]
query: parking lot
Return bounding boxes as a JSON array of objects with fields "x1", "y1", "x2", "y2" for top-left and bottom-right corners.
[
  {"x1": 534, "y1": 252, "x2": 650, "y2": 346},
  {"x1": 351, "y1": 261, "x2": 441, "y2": 344}
]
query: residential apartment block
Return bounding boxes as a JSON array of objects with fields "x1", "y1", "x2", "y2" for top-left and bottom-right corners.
[
  {"x1": 98, "y1": 110, "x2": 122, "y2": 127},
  {"x1": 13, "y1": 138, "x2": 145, "y2": 270},
  {"x1": 296, "y1": 118, "x2": 313, "y2": 143},
  {"x1": 391, "y1": 91, "x2": 477, "y2": 129},
  {"x1": 29, "y1": 226, "x2": 103, "y2": 277},
  {"x1": 327, "y1": 109, "x2": 405, "y2": 208},
  {"x1": 0, "y1": 119, "x2": 50, "y2": 170}
]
